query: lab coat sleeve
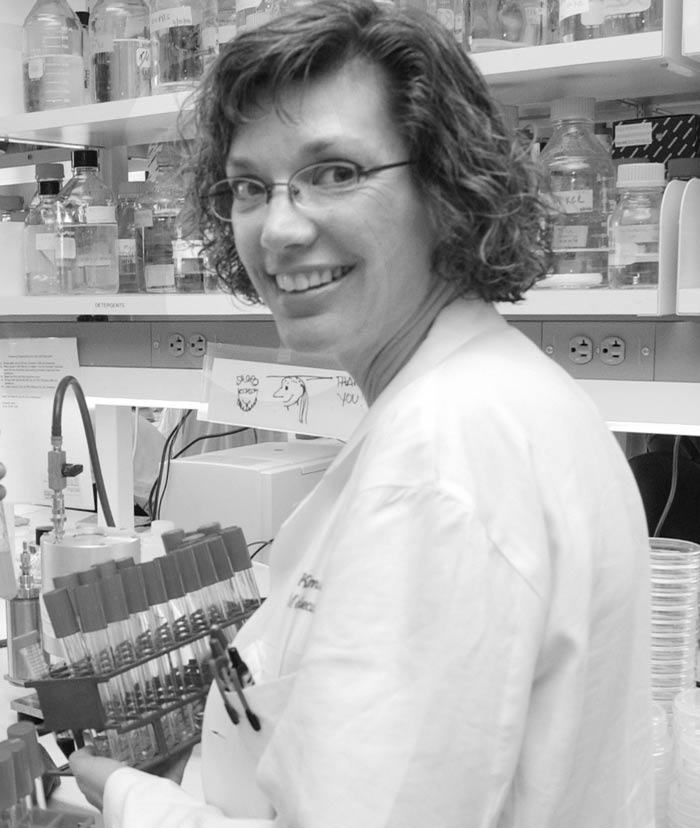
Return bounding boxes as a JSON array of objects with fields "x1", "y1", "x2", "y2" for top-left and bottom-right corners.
[
  {"x1": 256, "y1": 481, "x2": 550, "y2": 828},
  {"x1": 103, "y1": 767, "x2": 274, "y2": 828}
]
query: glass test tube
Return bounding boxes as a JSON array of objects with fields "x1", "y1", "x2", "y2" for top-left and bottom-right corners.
[
  {"x1": 99, "y1": 575, "x2": 158, "y2": 761},
  {"x1": 6, "y1": 723, "x2": 46, "y2": 810},
  {"x1": 221, "y1": 526, "x2": 261, "y2": 609},
  {"x1": 206, "y1": 535, "x2": 244, "y2": 621},
  {"x1": 121, "y1": 566, "x2": 197, "y2": 744},
  {"x1": 0, "y1": 746, "x2": 17, "y2": 828},
  {"x1": 189, "y1": 540, "x2": 229, "y2": 626}
]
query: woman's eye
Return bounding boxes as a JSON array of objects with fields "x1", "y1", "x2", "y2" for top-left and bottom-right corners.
[
  {"x1": 231, "y1": 178, "x2": 267, "y2": 200},
  {"x1": 310, "y1": 163, "x2": 358, "y2": 188}
]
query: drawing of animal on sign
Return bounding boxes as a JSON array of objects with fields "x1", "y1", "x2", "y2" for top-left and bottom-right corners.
[{"x1": 270, "y1": 375, "x2": 330, "y2": 424}]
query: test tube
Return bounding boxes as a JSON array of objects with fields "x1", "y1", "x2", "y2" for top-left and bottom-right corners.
[
  {"x1": 0, "y1": 746, "x2": 17, "y2": 828},
  {"x1": 221, "y1": 526, "x2": 261, "y2": 609},
  {"x1": 115, "y1": 556, "x2": 136, "y2": 571},
  {"x1": 42, "y1": 587, "x2": 122, "y2": 759},
  {"x1": 93, "y1": 560, "x2": 118, "y2": 579},
  {"x1": 3, "y1": 741, "x2": 31, "y2": 826},
  {"x1": 160, "y1": 529, "x2": 185, "y2": 554},
  {"x1": 73, "y1": 583, "x2": 135, "y2": 763},
  {"x1": 98, "y1": 576, "x2": 158, "y2": 762},
  {"x1": 189, "y1": 541, "x2": 229, "y2": 626},
  {"x1": 77, "y1": 567, "x2": 101, "y2": 586},
  {"x1": 121, "y1": 566, "x2": 197, "y2": 743},
  {"x1": 171, "y1": 547, "x2": 211, "y2": 635},
  {"x1": 206, "y1": 535, "x2": 244, "y2": 620},
  {"x1": 6, "y1": 723, "x2": 45, "y2": 810}
]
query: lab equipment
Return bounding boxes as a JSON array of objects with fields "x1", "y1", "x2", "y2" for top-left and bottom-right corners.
[
  {"x1": 90, "y1": 0, "x2": 151, "y2": 102},
  {"x1": 116, "y1": 182, "x2": 147, "y2": 293},
  {"x1": 6, "y1": 543, "x2": 48, "y2": 685},
  {"x1": 24, "y1": 165, "x2": 64, "y2": 295}
]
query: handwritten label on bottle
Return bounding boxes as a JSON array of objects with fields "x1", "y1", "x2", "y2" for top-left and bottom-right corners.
[
  {"x1": 118, "y1": 239, "x2": 136, "y2": 257},
  {"x1": 560, "y1": 0, "x2": 590, "y2": 22},
  {"x1": 552, "y1": 225, "x2": 589, "y2": 249},
  {"x1": 85, "y1": 206, "x2": 116, "y2": 224},
  {"x1": 150, "y1": 7, "x2": 194, "y2": 32},
  {"x1": 552, "y1": 189, "x2": 594, "y2": 214},
  {"x1": 27, "y1": 58, "x2": 44, "y2": 80}
]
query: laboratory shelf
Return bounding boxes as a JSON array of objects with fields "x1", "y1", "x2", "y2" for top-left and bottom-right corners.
[
  {"x1": 683, "y1": 0, "x2": 700, "y2": 61},
  {"x1": 0, "y1": 292, "x2": 271, "y2": 318},
  {"x1": 499, "y1": 286, "x2": 669, "y2": 317}
]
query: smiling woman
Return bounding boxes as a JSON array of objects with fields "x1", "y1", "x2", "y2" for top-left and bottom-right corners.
[{"x1": 70, "y1": 3, "x2": 655, "y2": 828}]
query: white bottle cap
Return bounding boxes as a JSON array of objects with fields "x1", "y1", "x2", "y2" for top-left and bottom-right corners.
[
  {"x1": 550, "y1": 97, "x2": 596, "y2": 123},
  {"x1": 616, "y1": 162, "x2": 666, "y2": 188}
]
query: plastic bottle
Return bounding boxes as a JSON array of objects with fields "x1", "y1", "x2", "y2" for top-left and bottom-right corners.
[
  {"x1": 24, "y1": 165, "x2": 64, "y2": 295},
  {"x1": 57, "y1": 149, "x2": 119, "y2": 294},
  {"x1": 539, "y1": 97, "x2": 615, "y2": 289},
  {"x1": 90, "y1": 0, "x2": 152, "y2": 102},
  {"x1": 603, "y1": 0, "x2": 663, "y2": 37},
  {"x1": 558, "y1": 0, "x2": 604, "y2": 42},
  {"x1": 116, "y1": 182, "x2": 147, "y2": 293},
  {"x1": 608, "y1": 162, "x2": 666, "y2": 289},
  {"x1": 21, "y1": 0, "x2": 84, "y2": 113},
  {"x1": 150, "y1": 0, "x2": 217, "y2": 94}
]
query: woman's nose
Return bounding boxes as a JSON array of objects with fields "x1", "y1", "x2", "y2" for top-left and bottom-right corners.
[{"x1": 259, "y1": 187, "x2": 318, "y2": 252}]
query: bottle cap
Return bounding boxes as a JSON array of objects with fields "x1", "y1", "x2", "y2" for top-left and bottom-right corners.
[
  {"x1": 172, "y1": 546, "x2": 202, "y2": 592},
  {"x1": 72, "y1": 149, "x2": 99, "y2": 169},
  {"x1": 221, "y1": 526, "x2": 253, "y2": 572},
  {"x1": 207, "y1": 536, "x2": 234, "y2": 581},
  {"x1": 0, "y1": 747, "x2": 16, "y2": 810},
  {"x1": 140, "y1": 560, "x2": 168, "y2": 606},
  {"x1": 74, "y1": 582, "x2": 107, "y2": 633},
  {"x1": 157, "y1": 555, "x2": 186, "y2": 599},
  {"x1": 120, "y1": 566, "x2": 149, "y2": 613},
  {"x1": 93, "y1": 560, "x2": 118, "y2": 579},
  {"x1": 616, "y1": 161, "x2": 666, "y2": 188},
  {"x1": 550, "y1": 96, "x2": 596, "y2": 123},
  {"x1": 6, "y1": 722, "x2": 43, "y2": 779},
  {"x1": 160, "y1": 528, "x2": 185, "y2": 553},
  {"x1": 197, "y1": 522, "x2": 222, "y2": 536},
  {"x1": 191, "y1": 539, "x2": 218, "y2": 587},
  {"x1": 6, "y1": 739, "x2": 33, "y2": 797},
  {"x1": 77, "y1": 567, "x2": 100, "y2": 586},
  {"x1": 38, "y1": 180, "x2": 61, "y2": 196},
  {"x1": 35, "y1": 164, "x2": 65, "y2": 181},
  {"x1": 43, "y1": 588, "x2": 80, "y2": 638},
  {"x1": 115, "y1": 556, "x2": 136, "y2": 571},
  {"x1": 99, "y1": 574, "x2": 130, "y2": 623}
]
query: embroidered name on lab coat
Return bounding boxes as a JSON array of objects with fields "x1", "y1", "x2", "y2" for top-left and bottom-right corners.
[{"x1": 287, "y1": 571, "x2": 322, "y2": 612}]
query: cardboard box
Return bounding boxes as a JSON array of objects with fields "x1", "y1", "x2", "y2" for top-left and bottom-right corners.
[{"x1": 612, "y1": 115, "x2": 700, "y2": 164}]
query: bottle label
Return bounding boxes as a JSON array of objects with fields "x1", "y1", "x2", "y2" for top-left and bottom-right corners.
[
  {"x1": 134, "y1": 209, "x2": 154, "y2": 228},
  {"x1": 552, "y1": 189, "x2": 594, "y2": 214},
  {"x1": 614, "y1": 121, "x2": 653, "y2": 148},
  {"x1": 92, "y1": 33, "x2": 114, "y2": 53},
  {"x1": 145, "y1": 263, "x2": 175, "y2": 288},
  {"x1": 552, "y1": 225, "x2": 589, "y2": 249},
  {"x1": 172, "y1": 239, "x2": 203, "y2": 258},
  {"x1": 27, "y1": 57, "x2": 44, "y2": 80},
  {"x1": 560, "y1": 0, "x2": 590, "y2": 22},
  {"x1": 56, "y1": 236, "x2": 76, "y2": 260},
  {"x1": 150, "y1": 7, "x2": 194, "y2": 32},
  {"x1": 611, "y1": 224, "x2": 659, "y2": 264},
  {"x1": 605, "y1": 0, "x2": 651, "y2": 14},
  {"x1": 86, "y1": 206, "x2": 117, "y2": 224},
  {"x1": 118, "y1": 239, "x2": 137, "y2": 257},
  {"x1": 35, "y1": 233, "x2": 56, "y2": 252}
]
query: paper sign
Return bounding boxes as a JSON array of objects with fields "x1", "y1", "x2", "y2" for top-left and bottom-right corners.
[
  {"x1": 0, "y1": 339, "x2": 93, "y2": 508},
  {"x1": 201, "y1": 353, "x2": 368, "y2": 441}
]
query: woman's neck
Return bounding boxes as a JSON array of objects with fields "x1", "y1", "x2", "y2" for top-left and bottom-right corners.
[{"x1": 351, "y1": 279, "x2": 461, "y2": 405}]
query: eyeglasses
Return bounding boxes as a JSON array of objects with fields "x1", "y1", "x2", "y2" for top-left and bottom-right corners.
[{"x1": 203, "y1": 159, "x2": 412, "y2": 221}]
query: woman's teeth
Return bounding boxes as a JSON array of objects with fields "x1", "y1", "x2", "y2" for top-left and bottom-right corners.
[{"x1": 275, "y1": 266, "x2": 348, "y2": 293}]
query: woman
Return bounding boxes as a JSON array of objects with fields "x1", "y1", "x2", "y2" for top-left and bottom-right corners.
[{"x1": 71, "y1": 2, "x2": 654, "y2": 826}]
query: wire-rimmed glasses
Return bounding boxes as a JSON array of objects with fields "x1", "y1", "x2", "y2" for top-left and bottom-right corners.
[{"x1": 203, "y1": 159, "x2": 412, "y2": 221}]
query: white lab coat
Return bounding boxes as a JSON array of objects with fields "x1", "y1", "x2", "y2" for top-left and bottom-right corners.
[{"x1": 104, "y1": 298, "x2": 654, "y2": 828}]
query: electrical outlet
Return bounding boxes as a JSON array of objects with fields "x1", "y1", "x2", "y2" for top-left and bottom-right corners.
[
  {"x1": 167, "y1": 333, "x2": 185, "y2": 357},
  {"x1": 187, "y1": 333, "x2": 207, "y2": 357},
  {"x1": 568, "y1": 335, "x2": 594, "y2": 365},
  {"x1": 599, "y1": 335, "x2": 625, "y2": 365}
]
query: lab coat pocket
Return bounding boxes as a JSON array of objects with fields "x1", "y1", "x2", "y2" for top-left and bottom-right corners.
[{"x1": 201, "y1": 670, "x2": 297, "y2": 820}]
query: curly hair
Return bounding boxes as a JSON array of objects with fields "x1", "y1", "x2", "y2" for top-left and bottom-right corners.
[{"x1": 185, "y1": 0, "x2": 550, "y2": 304}]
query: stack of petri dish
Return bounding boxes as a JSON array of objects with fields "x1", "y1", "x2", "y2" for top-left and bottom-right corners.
[
  {"x1": 649, "y1": 538, "x2": 700, "y2": 717},
  {"x1": 669, "y1": 689, "x2": 700, "y2": 827}
]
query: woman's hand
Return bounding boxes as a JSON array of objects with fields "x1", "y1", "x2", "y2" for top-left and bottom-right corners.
[{"x1": 69, "y1": 747, "x2": 125, "y2": 811}]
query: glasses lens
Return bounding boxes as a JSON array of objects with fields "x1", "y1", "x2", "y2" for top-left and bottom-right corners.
[
  {"x1": 293, "y1": 162, "x2": 360, "y2": 204},
  {"x1": 231, "y1": 177, "x2": 269, "y2": 212},
  {"x1": 207, "y1": 179, "x2": 234, "y2": 221}
]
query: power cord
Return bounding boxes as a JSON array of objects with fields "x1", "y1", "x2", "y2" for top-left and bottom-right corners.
[{"x1": 652, "y1": 434, "x2": 682, "y2": 538}]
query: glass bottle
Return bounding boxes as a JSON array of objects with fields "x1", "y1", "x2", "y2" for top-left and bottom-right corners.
[
  {"x1": 22, "y1": 0, "x2": 84, "y2": 112},
  {"x1": 602, "y1": 0, "x2": 662, "y2": 37},
  {"x1": 25, "y1": 165, "x2": 64, "y2": 295},
  {"x1": 425, "y1": 0, "x2": 467, "y2": 47},
  {"x1": 57, "y1": 149, "x2": 119, "y2": 295},
  {"x1": 468, "y1": 0, "x2": 502, "y2": 50},
  {"x1": 150, "y1": 0, "x2": 217, "y2": 94},
  {"x1": 608, "y1": 162, "x2": 666, "y2": 290},
  {"x1": 496, "y1": 0, "x2": 546, "y2": 46},
  {"x1": 90, "y1": 0, "x2": 152, "y2": 102},
  {"x1": 142, "y1": 146, "x2": 184, "y2": 293},
  {"x1": 539, "y1": 96, "x2": 615, "y2": 289},
  {"x1": 76, "y1": 11, "x2": 92, "y2": 105},
  {"x1": 116, "y1": 182, "x2": 147, "y2": 293},
  {"x1": 558, "y1": 0, "x2": 604, "y2": 42}
]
